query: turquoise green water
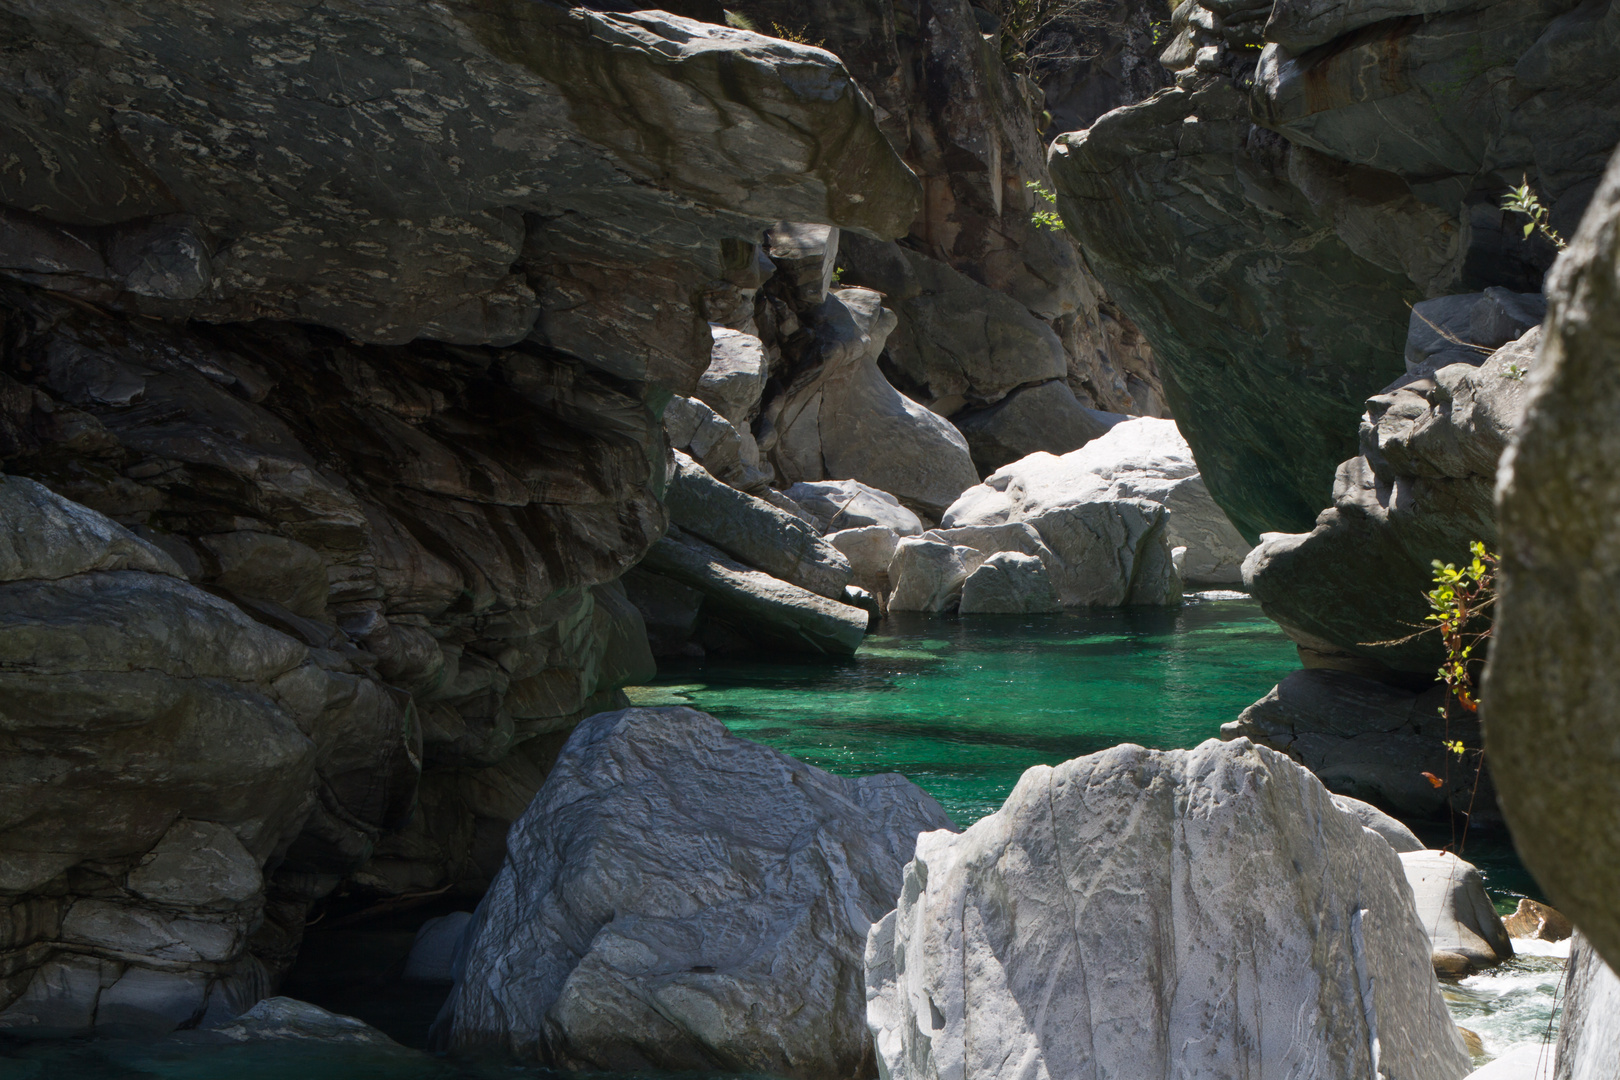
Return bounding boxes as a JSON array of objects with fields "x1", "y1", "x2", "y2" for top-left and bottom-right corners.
[{"x1": 628, "y1": 595, "x2": 1298, "y2": 825}]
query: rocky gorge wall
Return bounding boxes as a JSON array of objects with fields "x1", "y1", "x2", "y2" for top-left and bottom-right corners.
[{"x1": 0, "y1": 0, "x2": 927, "y2": 1033}]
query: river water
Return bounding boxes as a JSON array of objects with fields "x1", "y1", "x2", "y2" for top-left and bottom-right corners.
[{"x1": 0, "y1": 597, "x2": 1563, "y2": 1077}]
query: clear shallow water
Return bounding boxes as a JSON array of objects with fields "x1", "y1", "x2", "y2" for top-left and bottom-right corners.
[
  {"x1": 627, "y1": 596, "x2": 1298, "y2": 824},
  {"x1": 2, "y1": 596, "x2": 1565, "y2": 1076}
]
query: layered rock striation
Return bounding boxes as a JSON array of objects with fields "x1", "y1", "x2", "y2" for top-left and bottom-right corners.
[
  {"x1": 441, "y1": 706, "x2": 954, "y2": 1077},
  {"x1": 865, "y1": 737, "x2": 1471, "y2": 1080},
  {"x1": 0, "y1": 2, "x2": 919, "y2": 1034}
]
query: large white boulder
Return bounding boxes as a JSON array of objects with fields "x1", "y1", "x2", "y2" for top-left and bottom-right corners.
[
  {"x1": 443, "y1": 706, "x2": 954, "y2": 1078},
  {"x1": 827, "y1": 526, "x2": 901, "y2": 599},
  {"x1": 943, "y1": 416, "x2": 1251, "y2": 589},
  {"x1": 1400, "y1": 851, "x2": 1514, "y2": 976},
  {"x1": 785, "y1": 478, "x2": 924, "y2": 536},
  {"x1": 886, "y1": 536, "x2": 975, "y2": 613},
  {"x1": 865, "y1": 738, "x2": 1471, "y2": 1080},
  {"x1": 1332, "y1": 793, "x2": 1426, "y2": 853}
]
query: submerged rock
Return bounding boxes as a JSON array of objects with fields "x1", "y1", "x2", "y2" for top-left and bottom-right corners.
[
  {"x1": 1400, "y1": 851, "x2": 1514, "y2": 977},
  {"x1": 865, "y1": 737, "x2": 1470, "y2": 1080},
  {"x1": 442, "y1": 706, "x2": 954, "y2": 1077}
]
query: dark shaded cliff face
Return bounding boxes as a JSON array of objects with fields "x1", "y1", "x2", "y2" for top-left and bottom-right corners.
[
  {"x1": 1049, "y1": 0, "x2": 1620, "y2": 541},
  {"x1": 0, "y1": 0, "x2": 919, "y2": 1033}
]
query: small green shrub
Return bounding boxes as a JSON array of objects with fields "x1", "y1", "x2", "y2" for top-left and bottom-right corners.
[{"x1": 1026, "y1": 180, "x2": 1064, "y2": 232}]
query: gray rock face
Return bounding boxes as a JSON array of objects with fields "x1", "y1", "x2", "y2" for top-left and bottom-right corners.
[
  {"x1": 1400, "y1": 851, "x2": 1514, "y2": 976},
  {"x1": 1486, "y1": 147, "x2": 1620, "y2": 975},
  {"x1": 952, "y1": 381, "x2": 1124, "y2": 476},
  {"x1": 958, "y1": 552, "x2": 1061, "y2": 615},
  {"x1": 640, "y1": 528, "x2": 868, "y2": 656},
  {"x1": 767, "y1": 288, "x2": 980, "y2": 515},
  {"x1": 1246, "y1": 316, "x2": 1537, "y2": 675},
  {"x1": 665, "y1": 394, "x2": 773, "y2": 494},
  {"x1": 665, "y1": 451, "x2": 852, "y2": 601},
  {"x1": 698, "y1": 328, "x2": 769, "y2": 429},
  {"x1": 886, "y1": 537, "x2": 977, "y2": 614},
  {"x1": 0, "y1": 3, "x2": 917, "y2": 348},
  {"x1": 865, "y1": 738, "x2": 1471, "y2": 1080},
  {"x1": 1223, "y1": 669, "x2": 1490, "y2": 819},
  {"x1": 0, "y1": 0, "x2": 917, "y2": 1030},
  {"x1": 784, "y1": 479, "x2": 924, "y2": 536},
  {"x1": 1555, "y1": 933, "x2": 1620, "y2": 1080},
  {"x1": 1332, "y1": 794, "x2": 1426, "y2": 854},
  {"x1": 827, "y1": 526, "x2": 902, "y2": 600},
  {"x1": 1049, "y1": 0, "x2": 1619, "y2": 542},
  {"x1": 443, "y1": 706, "x2": 955, "y2": 1077}
]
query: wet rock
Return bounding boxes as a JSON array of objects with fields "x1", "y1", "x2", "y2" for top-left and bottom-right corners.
[
  {"x1": 1502, "y1": 899, "x2": 1573, "y2": 943},
  {"x1": 1223, "y1": 668, "x2": 1490, "y2": 819},
  {"x1": 767, "y1": 289, "x2": 980, "y2": 516},
  {"x1": 958, "y1": 552, "x2": 1060, "y2": 615},
  {"x1": 1332, "y1": 794, "x2": 1426, "y2": 854},
  {"x1": 442, "y1": 706, "x2": 954, "y2": 1077},
  {"x1": 1486, "y1": 148, "x2": 1620, "y2": 974},
  {"x1": 640, "y1": 528, "x2": 867, "y2": 655},
  {"x1": 1400, "y1": 851, "x2": 1514, "y2": 976},
  {"x1": 952, "y1": 380, "x2": 1124, "y2": 475},
  {"x1": 784, "y1": 479, "x2": 924, "y2": 536},
  {"x1": 866, "y1": 738, "x2": 1471, "y2": 1080},
  {"x1": 665, "y1": 451, "x2": 852, "y2": 601},
  {"x1": 199, "y1": 996, "x2": 404, "y2": 1047},
  {"x1": 1554, "y1": 933, "x2": 1620, "y2": 1080}
]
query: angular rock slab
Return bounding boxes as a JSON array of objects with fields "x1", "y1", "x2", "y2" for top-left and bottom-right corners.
[
  {"x1": 866, "y1": 738, "x2": 1471, "y2": 1080},
  {"x1": 443, "y1": 706, "x2": 955, "y2": 1078},
  {"x1": 958, "y1": 551, "x2": 1060, "y2": 615},
  {"x1": 1486, "y1": 145, "x2": 1620, "y2": 975}
]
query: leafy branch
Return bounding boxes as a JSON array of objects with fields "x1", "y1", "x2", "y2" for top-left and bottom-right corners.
[
  {"x1": 1502, "y1": 177, "x2": 1566, "y2": 251},
  {"x1": 1027, "y1": 180, "x2": 1064, "y2": 231}
]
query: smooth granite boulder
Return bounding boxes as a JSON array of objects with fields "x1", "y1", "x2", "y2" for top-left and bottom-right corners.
[
  {"x1": 443, "y1": 706, "x2": 955, "y2": 1077},
  {"x1": 945, "y1": 418, "x2": 1246, "y2": 592},
  {"x1": 1332, "y1": 794, "x2": 1426, "y2": 854},
  {"x1": 827, "y1": 526, "x2": 901, "y2": 600},
  {"x1": 958, "y1": 552, "x2": 1061, "y2": 615},
  {"x1": 698, "y1": 328, "x2": 769, "y2": 429},
  {"x1": 767, "y1": 289, "x2": 980, "y2": 516},
  {"x1": 1501, "y1": 899, "x2": 1572, "y2": 944},
  {"x1": 865, "y1": 737, "x2": 1471, "y2": 1080},
  {"x1": 665, "y1": 451, "x2": 852, "y2": 601},
  {"x1": 785, "y1": 479, "x2": 925, "y2": 536},
  {"x1": 639, "y1": 528, "x2": 867, "y2": 656},
  {"x1": 666, "y1": 395, "x2": 773, "y2": 494},
  {"x1": 1400, "y1": 851, "x2": 1514, "y2": 976},
  {"x1": 886, "y1": 537, "x2": 976, "y2": 614},
  {"x1": 1555, "y1": 933, "x2": 1620, "y2": 1080},
  {"x1": 1486, "y1": 146, "x2": 1620, "y2": 976}
]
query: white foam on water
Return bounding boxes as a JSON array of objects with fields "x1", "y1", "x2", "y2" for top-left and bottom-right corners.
[
  {"x1": 1187, "y1": 589, "x2": 1249, "y2": 601},
  {"x1": 1509, "y1": 936, "x2": 1572, "y2": 959},
  {"x1": 1445, "y1": 954, "x2": 1567, "y2": 1066}
]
